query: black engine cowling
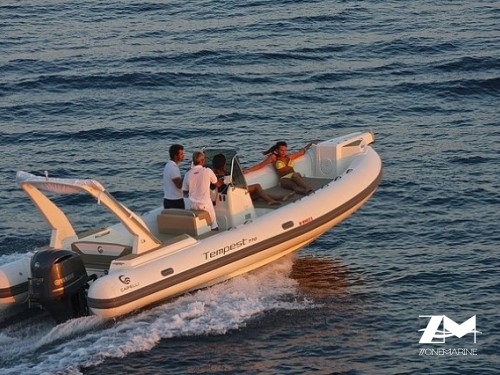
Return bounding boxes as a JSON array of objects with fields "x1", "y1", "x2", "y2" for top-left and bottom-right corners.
[{"x1": 29, "y1": 249, "x2": 90, "y2": 323}]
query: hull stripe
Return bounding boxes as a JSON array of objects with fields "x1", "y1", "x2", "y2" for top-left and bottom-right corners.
[
  {"x1": 88, "y1": 169, "x2": 382, "y2": 311},
  {"x1": 0, "y1": 281, "x2": 29, "y2": 299}
]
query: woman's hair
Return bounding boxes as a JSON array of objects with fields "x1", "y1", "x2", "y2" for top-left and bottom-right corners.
[{"x1": 263, "y1": 141, "x2": 287, "y2": 155}]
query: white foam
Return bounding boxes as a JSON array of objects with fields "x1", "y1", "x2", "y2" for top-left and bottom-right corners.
[
  {"x1": 0, "y1": 251, "x2": 33, "y2": 266},
  {"x1": 0, "y1": 255, "x2": 312, "y2": 375}
]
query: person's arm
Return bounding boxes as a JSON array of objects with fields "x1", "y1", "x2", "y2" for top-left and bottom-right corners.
[
  {"x1": 181, "y1": 173, "x2": 189, "y2": 197},
  {"x1": 208, "y1": 168, "x2": 218, "y2": 185},
  {"x1": 244, "y1": 154, "x2": 276, "y2": 173},
  {"x1": 209, "y1": 169, "x2": 224, "y2": 190},
  {"x1": 289, "y1": 142, "x2": 313, "y2": 160},
  {"x1": 166, "y1": 164, "x2": 183, "y2": 188},
  {"x1": 215, "y1": 177, "x2": 225, "y2": 189},
  {"x1": 172, "y1": 176, "x2": 182, "y2": 189}
]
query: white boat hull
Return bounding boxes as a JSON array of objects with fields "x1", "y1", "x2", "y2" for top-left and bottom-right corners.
[{"x1": 1, "y1": 131, "x2": 382, "y2": 322}]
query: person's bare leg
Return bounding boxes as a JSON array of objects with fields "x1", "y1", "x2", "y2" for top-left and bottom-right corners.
[
  {"x1": 280, "y1": 178, "x2": 308, "y2": 195},
  {"x1": 291, "y1": 173, "x2": 313, "y2": 194},
  {"x1": 248, "y1": 183, "x2": 296, "y2": 204},
  {"x1": 248, "y1": 184, "x2": 281, "y2": 205},
  {"x1": 277, "y1": 191, "x2": 295, "y2": 201}
]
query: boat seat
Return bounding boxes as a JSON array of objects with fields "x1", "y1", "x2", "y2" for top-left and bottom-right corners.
[{"x1": 157, "y1": 209, "x2": 212, "y2": 237}]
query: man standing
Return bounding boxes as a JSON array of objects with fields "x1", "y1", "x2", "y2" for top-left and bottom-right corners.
[
  {"x1": 163, "y1": 144, "x2": 185, "y2": 209},
  {"x1": 182, "y1": 151, "x2": 219, "y2": 231}
]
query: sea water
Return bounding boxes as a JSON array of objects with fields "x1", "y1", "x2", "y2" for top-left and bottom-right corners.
[{"x1": 1, "y1": 1, "x2": 498, "y2": 374}]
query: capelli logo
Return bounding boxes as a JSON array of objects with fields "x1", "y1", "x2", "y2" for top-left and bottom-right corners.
[
  {"x1": 419, "y1": 315, "x2": 481, "y2": 344},
  {"x1": 119, "y1": 275, "x2": 131, "y2": 285}
]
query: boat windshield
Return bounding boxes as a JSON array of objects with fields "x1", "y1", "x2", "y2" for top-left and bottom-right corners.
[
  {"x1": 203, "y1": 148, "x2": 247, "y2": 189},
  {"x1": 230, "y1": 155, "x2": 247, "y2": 189}
]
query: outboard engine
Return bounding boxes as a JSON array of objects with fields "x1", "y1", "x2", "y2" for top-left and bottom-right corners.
[{"x1": 29, "y1": 249, "x2": 90, "y2": 323}]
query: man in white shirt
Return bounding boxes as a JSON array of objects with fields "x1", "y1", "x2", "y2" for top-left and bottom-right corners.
[
  {"x1": 182, "y1": 151, "x2": 219, "y2": 230},
  {"x1": 163, "y1": 144, "x2": 185, "y2": 209}
]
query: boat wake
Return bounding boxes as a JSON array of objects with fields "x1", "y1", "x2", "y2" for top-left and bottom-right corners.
[{"x1": 0, "y1": 253, "x2": 312, "y2": 375}]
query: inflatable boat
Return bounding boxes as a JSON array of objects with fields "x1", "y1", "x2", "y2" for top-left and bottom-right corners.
[{"x1": 0, "y1": 130, "x2": 382, "y2": 323}]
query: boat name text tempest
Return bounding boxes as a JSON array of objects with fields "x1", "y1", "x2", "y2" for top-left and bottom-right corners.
[{"x1": 204, "y1": 236, "x2": 257, "y2": 260}]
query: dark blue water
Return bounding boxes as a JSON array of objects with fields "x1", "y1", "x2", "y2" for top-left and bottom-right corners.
[{"x1": 1, "y1": 1, "x2": 499, "y2": 374}]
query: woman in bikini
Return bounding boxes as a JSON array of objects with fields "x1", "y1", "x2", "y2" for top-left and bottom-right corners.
[{"x1": 245, "y1": 141, "x2": 313, "y2": 195}]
